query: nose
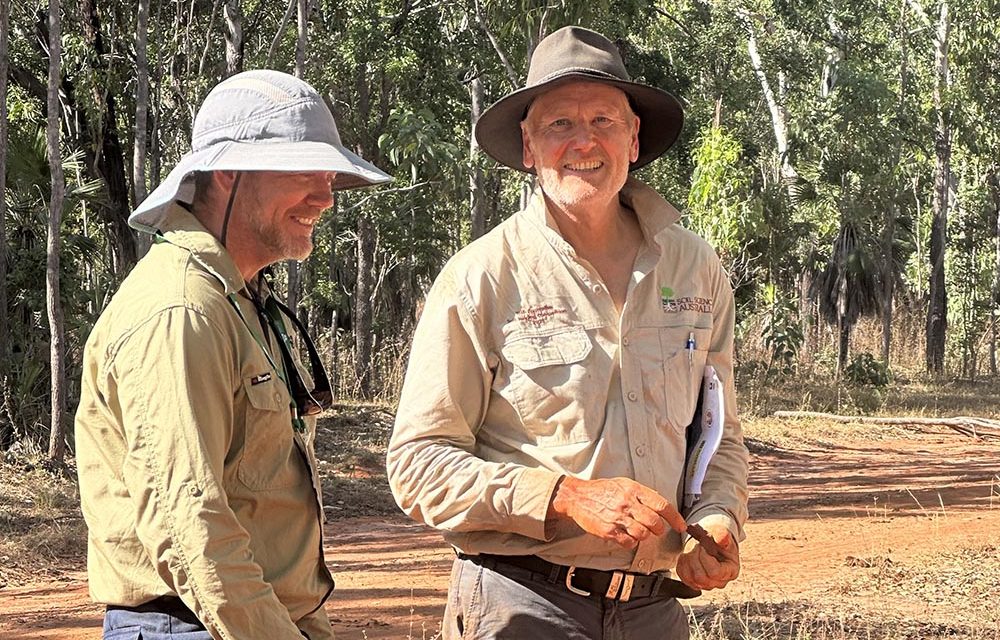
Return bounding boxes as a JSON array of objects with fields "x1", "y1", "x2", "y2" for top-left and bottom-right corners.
[
  {"x1": 570, "y1": 125, "x2": 598, "y2": 151},
  {"x1": 306, "y1": 172, "x2": 336, "y2": 210}
]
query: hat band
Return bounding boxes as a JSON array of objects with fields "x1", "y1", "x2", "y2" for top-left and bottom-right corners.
[{"x1": 532, "y1": 66, "x2": 626, "y2": 86}]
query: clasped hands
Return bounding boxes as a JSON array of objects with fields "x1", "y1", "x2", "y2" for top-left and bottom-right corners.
[{"x1": 547, "y1": 475, "x2": 739, "y2": 591}]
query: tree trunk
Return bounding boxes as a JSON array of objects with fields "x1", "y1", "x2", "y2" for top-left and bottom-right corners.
[
  {"x1": 285, "y1": 0, "x2": 309, "y2": 317},
  {"x1": 883, "y1": 0, "x2": 910, "y2": 367},
  {"x1": 838, "y1": 319, "x2": 850, "y2": 374},
  {"x1": 745, "y1": 17, "x2": 798, "y2": 185},
  {"x1": 469, "y1": 75, "x2": 488, "y2": 241},
  {"x1": 223, "y1": 0, "x2": 243, "y2": 77},
  {"x1": 133, "y1": 0, "x2": 152, "y2": 257},
  {"x1": 990, "y1": 170, "x2": 1000, "y2": 375},
  {"x1": 926, "y1": 1, "x2": 950, "y2": 375},
  {"x1": 0, "y1": 0, "x2": 10, "y2": 366},
  {"x1": 80, "y1": 0, "x2": 137, "y2": 278},
  {"x1": 46, "y1": 0, "x2": 66, "y2": 465},
  {"x1": 354, "y1": 212, "x2": 375, "y2": 398}
]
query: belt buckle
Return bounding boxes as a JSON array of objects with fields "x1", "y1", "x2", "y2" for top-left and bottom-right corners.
[
  {"x1": 565, "y1": 566, "x2": 591, "y2": 596},
  {"x1": 603, "y1": 571, "x2": 635, "y2": 601}
]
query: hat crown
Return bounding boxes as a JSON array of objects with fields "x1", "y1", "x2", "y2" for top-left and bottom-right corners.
[
  {"x1": 191, "y1": 70, "x2": 343, "y2": 153},
  {"x1": 527, "y1": 27, "x2": 630, "y2": 87}
]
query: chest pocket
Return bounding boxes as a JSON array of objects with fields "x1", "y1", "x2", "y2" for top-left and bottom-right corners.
[
  {"x1": 499, "y1": 325, "x2": 596, "y2": 445},
  {"x1": 659, "y1": 326, "x2": 712, "y2": 433},
  {"x1": 238, "y1": 375, "x2": 308, "y2": 491}
]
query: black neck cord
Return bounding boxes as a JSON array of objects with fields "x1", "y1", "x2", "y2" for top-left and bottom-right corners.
[{"x1": 219, "y1": 171, "x2": 244, "y2": 247}]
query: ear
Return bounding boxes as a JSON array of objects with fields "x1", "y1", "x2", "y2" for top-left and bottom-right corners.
[
  {"x1": 629, "y1": 115, "x2": 640, "y2": 163},
  {"x1": 520, "y1": 122, "x2": 536, "y2": 170},
  {"x1": 213, "y1": 170, "x2": 241, "y2": 190}
]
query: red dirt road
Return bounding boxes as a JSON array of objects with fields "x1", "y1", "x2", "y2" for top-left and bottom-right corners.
[{"x1": 3, "y1": 427, "x2": 999, "y2": 639}]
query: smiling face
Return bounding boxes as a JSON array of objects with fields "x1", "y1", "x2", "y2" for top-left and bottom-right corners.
[
  {"x1": 238, "y1": 170, "x2": 336, "y2": 264},
  {"x1": 520, "y1": 81, "x2": 639, "y2": 215}
]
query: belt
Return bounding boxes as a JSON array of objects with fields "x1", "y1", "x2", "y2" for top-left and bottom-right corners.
[{"x1": 461, "y1": 553, "x2": 701, "y2": 601}]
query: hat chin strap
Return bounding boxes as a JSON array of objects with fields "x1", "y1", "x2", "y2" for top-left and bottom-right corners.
[{"x1": 219, "y1": 170, "x2": 244, "y2": 248}]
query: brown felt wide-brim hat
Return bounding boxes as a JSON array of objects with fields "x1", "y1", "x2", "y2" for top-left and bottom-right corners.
[{"x1": 475, "y1": 26, "x2": 684, "y2": 173}]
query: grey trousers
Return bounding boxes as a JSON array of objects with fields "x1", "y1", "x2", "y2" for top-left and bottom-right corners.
[{"x1": 441, "y1": 557, "x2": 690, "y2": 640}]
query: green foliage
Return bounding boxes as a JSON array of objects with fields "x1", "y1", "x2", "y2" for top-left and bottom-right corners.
[
  {"x1": 760, "y1": 283, "x2": 804, "y2": 376},
  {"x1": 844, "y1": 352, "x2": 891, "y2": 388},
  {"x1": 687, "y1": 124, "x2": 758, "y2": 261}
]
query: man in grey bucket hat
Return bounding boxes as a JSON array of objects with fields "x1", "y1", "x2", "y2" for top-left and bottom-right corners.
[
  {"x1": 76, "y1": 70, "x2": 391, "y2": 639},
  {"x1": 388, "y1": 26, "x2": 748, "y2": 639}
]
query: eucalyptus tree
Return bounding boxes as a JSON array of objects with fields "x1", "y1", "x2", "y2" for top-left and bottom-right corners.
[
  {"x1": 1, "y1": 0, "x2": 10, "y2": 370},
  {"x1": 45, "y1": 0, "x2": 66, "y2": 464}
]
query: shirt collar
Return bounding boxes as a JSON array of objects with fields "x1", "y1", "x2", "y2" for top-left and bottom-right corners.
[{"x1": 156, "y1": 203, "x2": 246, "y2": 295}]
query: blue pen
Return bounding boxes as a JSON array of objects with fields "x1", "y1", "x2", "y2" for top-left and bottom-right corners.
[{"x1": 686, "y1": 331, "x2": 695, "y2": 366}]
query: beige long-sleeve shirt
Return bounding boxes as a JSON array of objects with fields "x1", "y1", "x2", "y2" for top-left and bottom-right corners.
[
  {"x1": 387, "y1": 178, "x2": 749, "y2": 574},
  {"x1": 75, "y1": 205, "x2": 334, "y2": 640}
]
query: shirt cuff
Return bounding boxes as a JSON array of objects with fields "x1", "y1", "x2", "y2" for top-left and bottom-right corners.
[{"x1": 510, "y1": 467, "x2": 563, "y2": 541}]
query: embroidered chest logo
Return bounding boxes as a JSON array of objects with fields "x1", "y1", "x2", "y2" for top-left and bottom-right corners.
[
  {"x1": 660, "y1": 286, "x2": 714, "y2": 314},
  {"x1": 516, "y1": 304, "x2": 567, "y2": 327}
]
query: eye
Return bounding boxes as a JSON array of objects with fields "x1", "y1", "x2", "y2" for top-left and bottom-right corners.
[
  {"x1": 549, "y1": 118, "x2": 572, "y2": 129},
  {"x1": 594, "y1": 115, "x2": 613, "y2": 126}
]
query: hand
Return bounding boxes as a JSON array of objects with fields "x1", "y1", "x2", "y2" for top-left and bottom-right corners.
[
  {"x1": 675, "y1": 521, "x2": 740, "y2": 590},
  {"x1": 547, "y1": 476, "x2": 687, "y2": 549}
]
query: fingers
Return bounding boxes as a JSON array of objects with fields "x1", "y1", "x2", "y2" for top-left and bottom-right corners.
[
  {"x1": 635, "y1": 487, "x2": 688, "y2": 534},
  {"x1": 550, "y1": 477, "x2": 686, "y2": 548},
  {"x1": 676, "y1": 529, "x2": 740, "y2": 591}
]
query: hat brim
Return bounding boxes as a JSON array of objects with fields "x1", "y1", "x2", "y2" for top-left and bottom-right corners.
[
  {"x1": 474, "y1": 74, "x2": 684, "y2": 173},
  {"x1": 129, "y1": 140, "x2": 392, "y2": 232}
]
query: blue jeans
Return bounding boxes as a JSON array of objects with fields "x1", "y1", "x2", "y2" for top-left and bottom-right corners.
[
  {"x1": 103, "y1": 597, "x2": 210, "y2": 640},
  {"x1": 442, "y1": 557, "x2": 690, "y2": 640}
]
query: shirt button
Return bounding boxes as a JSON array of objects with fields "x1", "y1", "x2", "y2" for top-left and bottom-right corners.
[
  {"x1": 592, "y1": 283, "x2": 602, "y2": 293},
  {"x1": 635, "y1": 445, "x2": 646, "y2": 457},
  {"x1": 622, "y1": 337, "x2": 630, "y2": 346},
  {"x1": 638, "y1": 560, "x2": 649, "y2": 571},
  {"x1": 627, "y1": 391, "x2": 638, "y2": 401},
  {"x1": 273, "y1": 391, "x2": 282, "y2": 402}
]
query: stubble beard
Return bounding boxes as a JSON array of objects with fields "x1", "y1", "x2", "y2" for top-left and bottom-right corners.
[{"x1": 251, "y1": 215, "x2": 314, "y2": 264}]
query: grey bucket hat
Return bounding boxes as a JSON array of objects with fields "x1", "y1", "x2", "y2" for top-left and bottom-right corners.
[
  {"x1": 474, "y1": 26, "x2": 684, "y2": 173},
  {"x1": 129, "y1": 69, "x2": 392, "y2": 233}
]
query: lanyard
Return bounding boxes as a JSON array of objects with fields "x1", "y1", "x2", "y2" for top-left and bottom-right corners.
[
  {"x1": 226, "y1": 291, "x2": 308, "y2": 434},
  {"x1": 153, "y1": 232, "x2": 307, "y2": 433}
]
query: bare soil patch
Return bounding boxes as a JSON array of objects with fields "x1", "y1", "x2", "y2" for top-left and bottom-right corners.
[{"x1": 2, "y1": 407, "x2": 1000, "y2": 639}]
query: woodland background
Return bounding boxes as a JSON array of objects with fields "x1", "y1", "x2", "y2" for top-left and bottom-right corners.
[{"x1": 2, "y1": 0, "x2": 1000, "y2": 464}]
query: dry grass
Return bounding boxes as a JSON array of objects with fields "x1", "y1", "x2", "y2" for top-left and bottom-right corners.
[{"x1": 0, "y1": 451, "x2": 87, "y2": 588}]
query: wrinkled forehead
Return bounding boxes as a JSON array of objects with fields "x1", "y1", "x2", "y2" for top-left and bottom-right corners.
[{"x1": 524, "y1": 81, "x2": 635, "y2": 123}]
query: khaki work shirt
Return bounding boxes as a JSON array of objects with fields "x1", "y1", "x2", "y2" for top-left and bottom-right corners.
[
  {"x1": 387, "y1": 178, "x2": 749, "y2": 574},
  {"x1": 75, "y1": 205, "x2": 334, "y2": 640}
]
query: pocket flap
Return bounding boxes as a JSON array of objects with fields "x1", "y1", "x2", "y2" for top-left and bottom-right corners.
[
  {"x1": 244, "y1": 375, "x2": 287, "y2": 411},
  {"x1": 501, "y1": 326, "x2": 592, "y2": 371}
]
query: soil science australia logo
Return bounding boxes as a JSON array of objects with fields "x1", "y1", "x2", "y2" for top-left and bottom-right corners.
[{"x1": 660, "y1": 286, "x2": 714, "y2": 314}]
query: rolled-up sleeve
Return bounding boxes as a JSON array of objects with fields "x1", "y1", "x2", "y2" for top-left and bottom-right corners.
[
  {"x1": 386, "y1": 269, "x2": 560, "y2": 541},
  {"x1": 114, "y1": 306, "x2": 306, "y2": 639}
]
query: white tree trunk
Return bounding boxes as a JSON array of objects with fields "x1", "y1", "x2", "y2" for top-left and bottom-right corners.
[
  {"x1": 745, "y1": 19, "x2": 798, "y2": 184},
  {"x1": 46, "y1": 0, "x2": 67, "y2": 464}
]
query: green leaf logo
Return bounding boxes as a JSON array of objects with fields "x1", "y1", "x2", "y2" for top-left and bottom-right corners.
[{"x1": 660, "y1": 286, "x2": 674, "y2": 300}]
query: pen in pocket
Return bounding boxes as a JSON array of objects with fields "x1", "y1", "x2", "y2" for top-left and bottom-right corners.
[{"x1": 686, "y1": 331, "x2": 695, "y2": 367}]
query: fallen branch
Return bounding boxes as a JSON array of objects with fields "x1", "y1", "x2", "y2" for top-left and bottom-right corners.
[{"x1": 772, "y1": 411, "x2": 1000, "y2": 440}]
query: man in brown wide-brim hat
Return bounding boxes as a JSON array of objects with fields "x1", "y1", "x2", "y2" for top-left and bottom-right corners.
[{"x1": 388, "y1": 26, "x2": 748, "y2": 639}]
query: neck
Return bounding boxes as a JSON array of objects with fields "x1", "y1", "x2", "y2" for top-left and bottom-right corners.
[
  {"x1": 190, "y1": 198, "x2": 265, "y2": 284},
  {"x1": 544, "y1": 193, "x2": 632, "y2": 256}
]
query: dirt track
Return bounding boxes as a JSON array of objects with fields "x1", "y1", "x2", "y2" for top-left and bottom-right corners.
[{"x1": 3, "y1": 426, "x2": 999, "y2": 639}]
